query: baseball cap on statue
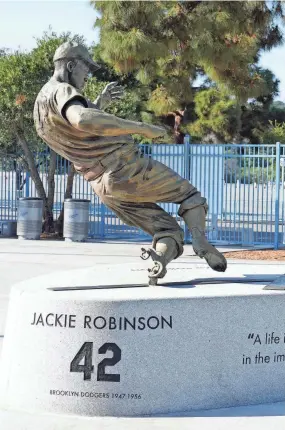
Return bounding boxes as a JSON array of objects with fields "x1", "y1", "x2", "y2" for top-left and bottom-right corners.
[{"x1": 53, "y1": 42, "x2": 100, "y2": 72}]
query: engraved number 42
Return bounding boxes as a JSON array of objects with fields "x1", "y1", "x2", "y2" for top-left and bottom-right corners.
[{"x1": 70, "y1": 342, "x2": 121, "y2": 382}]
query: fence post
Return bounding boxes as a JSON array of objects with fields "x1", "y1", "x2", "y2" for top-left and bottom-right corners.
[
  {"x1": 184, "y1": 135, "x2": 191, "y2": 241},
  {"x1": 274, "y1": 142, "x2": 281, "y2": 249},
  {"x1": 184, "y1": 134, "x2": 190, "y2": 180},
  {"x1": 100, "y1": 203, "x2": 105, "y2": 238}
]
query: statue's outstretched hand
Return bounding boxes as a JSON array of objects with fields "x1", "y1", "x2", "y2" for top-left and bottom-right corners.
[{"x1": 95, "y1": 81, "x2": 124, "y2": 109}]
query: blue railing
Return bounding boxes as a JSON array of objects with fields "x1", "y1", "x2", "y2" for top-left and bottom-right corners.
[{"x1": 1, "y1": 140, "x2": 285, "y2": 248}]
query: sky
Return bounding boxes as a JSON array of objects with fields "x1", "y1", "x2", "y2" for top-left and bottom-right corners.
[
  {"x1": 0, "y1": 1, "x2": 99, "y2": 50},
  {"x1": 1, "y1": 0, "x2": 285, "y2": 101}
]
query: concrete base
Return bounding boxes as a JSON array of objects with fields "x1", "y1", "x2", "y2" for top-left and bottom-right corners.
[
  {"x1": 1, "y1": 401, "x2": 285, "y2": 430},
  {"x1": 17, "y1": 235, "x2": 41, "y2": 240},
  {"x1": 1, "y1": 264, "x2": 285, "y2": 417},
  {"x1": 65, "y1": 238, "x2": 86, "y2": 243}
]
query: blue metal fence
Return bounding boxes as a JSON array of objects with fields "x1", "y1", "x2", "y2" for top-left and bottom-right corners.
[{"x1": 1, "y1": 141, "x2": 285, "y2": 247}]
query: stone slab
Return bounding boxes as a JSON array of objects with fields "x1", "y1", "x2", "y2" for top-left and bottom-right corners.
[{"x1": 1, "y1": 265, "x2": 285, "y2": 417}]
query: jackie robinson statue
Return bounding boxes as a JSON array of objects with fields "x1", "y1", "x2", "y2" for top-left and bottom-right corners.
[{"x1": 34, "y1": 42, "x2": 227, "y2": 284}]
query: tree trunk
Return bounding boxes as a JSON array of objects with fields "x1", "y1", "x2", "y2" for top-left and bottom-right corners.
[
  {"x1": 55, "y1": 163, "x2": 75, "y2": 236},
  {"x1": 163, "y1": 110, "x2": 185, "y2": 144},
  {"x1": 16, "y1": 131, "x2": 47, "y2": 198},
  {"x1": 16, "y1": 130, "x2": 55, "y2": 233},
  {"x1": 43, "y1": 150, "x2": 57, "y2": 233}
]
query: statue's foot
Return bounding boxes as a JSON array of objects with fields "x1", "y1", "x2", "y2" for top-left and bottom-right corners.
[
  {"x1": 192, "y1": 237, "x2": 227, "y2": 272},
  {"x1": 141, "y1": 247, "x2": 167, "y2": 285}
]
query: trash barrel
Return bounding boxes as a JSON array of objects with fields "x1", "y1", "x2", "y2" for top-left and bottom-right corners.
[
  {"x1": 0, "y1": 221, "x2": 17, "y2": 237},
  {"x1": 63, "y1": 199, "x2": 90, "y2": 242},
  {"x1": 17, "y1": 197, "x2": 43, "y2": 240}
]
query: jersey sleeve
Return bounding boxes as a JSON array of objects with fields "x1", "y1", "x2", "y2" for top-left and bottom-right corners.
[{"x1": 53, "y1": 83, "x2": 88, "y2": 119}]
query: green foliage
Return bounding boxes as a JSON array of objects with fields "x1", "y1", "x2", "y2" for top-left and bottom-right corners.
[
  {"x1": 187, "y1": 88, "x2": 240, "y2": 142},
  {"x1": 186, "y1": 68, "x2": 281, "y2": 144},
  {"x1": 92, "y1": 0, "x2": 285, "y2": 117},
  {"x1": 0, "y1": 50, "x2": 34, "y2": 149},
  {"x1": 240, "y1": 97, "x2": 283, "y2": 145},
  {"x1": 268, "y1": 101, "x2": 285, "y2": 123},
  {"x1": 259, "y1": 121, "x2": 285, "y2": 144},
  {"x1": 0, "y1": 30, "x2": 86, "y2": 152}
]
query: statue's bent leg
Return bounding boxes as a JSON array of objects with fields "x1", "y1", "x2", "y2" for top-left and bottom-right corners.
[
  {"x1": 89, "y1": 152, "x2": 226, "y2": 277},
  {"x1": 107, "y1": 201, "x2": 183, "y2": 285},
  {"x1": 89, "y1": 185, "x2": 183, "y2": 284},
  {"x1": 178, "y1": 196, "x2": 227, "y2": 272}
]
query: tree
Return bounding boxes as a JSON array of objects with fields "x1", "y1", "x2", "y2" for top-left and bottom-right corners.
[
  {"x1": 238, "y1": 68, "x2": 280, "y2": 143},
  {"x1": 187, "y1": 87, "x2": 240, "y2": 142},
  {"x1": 259, "y1": 121, "x2": 285, "y2": 145},
  {"x1": 91, "y1": 0, "x2": 285, "y2": 142},
  {"x1": 188, "y1": 68, "x2": 281, "y2": 143},
  {"x1": 0, "y1": 31, "x2": 85, "y2": 232},
  {"x1": 268, "y1": 101, "x2": 285, "y2": 123}
]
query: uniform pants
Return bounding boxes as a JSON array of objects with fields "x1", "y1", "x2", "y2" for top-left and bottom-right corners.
[{"x1": 89, "y1": 148, "x2": 207, "y2": 256}]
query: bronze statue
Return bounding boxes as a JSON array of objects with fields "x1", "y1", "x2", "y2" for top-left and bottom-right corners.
[{"x1": 34, "y1": 42, "x2": 227, "y2": 285}]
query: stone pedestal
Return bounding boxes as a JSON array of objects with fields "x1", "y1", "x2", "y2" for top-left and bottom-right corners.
[{"x1": 1, "y1": 265, "x2": 285, "y2": 417}]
